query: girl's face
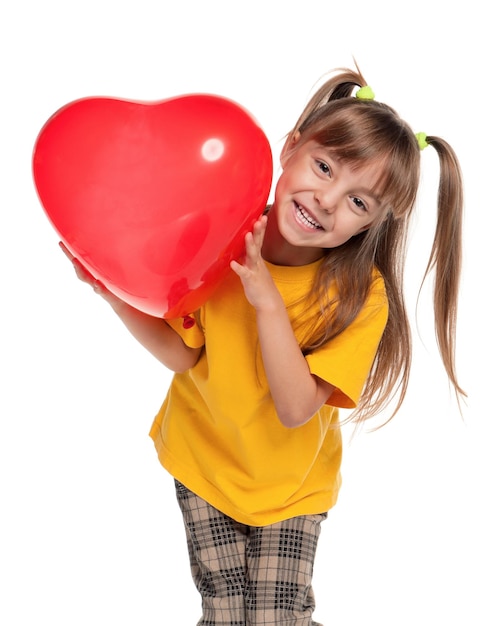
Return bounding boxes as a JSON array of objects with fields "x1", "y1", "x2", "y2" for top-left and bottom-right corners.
[{"x1": 267, "y1": 138, "x2": 387, "y2": 265}]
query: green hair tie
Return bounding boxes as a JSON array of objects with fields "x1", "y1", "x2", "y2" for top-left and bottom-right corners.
[
  {"x1": 416, "y1": 132, "x2": 429, "y2": 150},
  {"x1": 355, "y1": 85, "x2": 375, "y2": 100}
]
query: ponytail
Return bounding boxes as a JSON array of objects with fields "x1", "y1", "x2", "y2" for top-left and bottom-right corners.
[{"x1": 422, "y1": 136, "x2": 466, "y2": 401}]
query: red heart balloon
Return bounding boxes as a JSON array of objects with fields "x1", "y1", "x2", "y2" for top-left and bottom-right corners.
[{"x1": 33, "y1": 95, "x2": 272, "y2": 318}]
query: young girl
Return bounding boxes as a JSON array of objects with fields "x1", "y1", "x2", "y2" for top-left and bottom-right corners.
[{"x1": 63, "y1": 66, "x2": 465, "y2": 625}]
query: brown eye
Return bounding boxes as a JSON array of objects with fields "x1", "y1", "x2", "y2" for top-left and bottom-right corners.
[
  {"x1": 316, "y1": 160, "x2": 331, "y2": 176},
  {"x1": 352, "y1": 196, "x2": 368, "y2": 212}
]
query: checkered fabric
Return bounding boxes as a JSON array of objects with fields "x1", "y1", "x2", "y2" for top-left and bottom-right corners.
[{"x1": 175, "y1": 480, "x2": 327, "y2": 625}]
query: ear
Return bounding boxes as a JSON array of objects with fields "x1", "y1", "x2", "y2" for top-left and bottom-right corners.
[{"x1": 280, "y1": 131, "x2": 301, "y2": 166}]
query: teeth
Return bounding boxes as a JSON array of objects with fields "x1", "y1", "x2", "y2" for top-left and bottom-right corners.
[{"x1": 296, "y1": 204, "x2": 323, "y2": 229}]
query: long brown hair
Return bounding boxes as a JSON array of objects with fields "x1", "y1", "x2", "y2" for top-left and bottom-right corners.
[{"x1": 287, "y1": 67, "x2": 465, "y2": 424}]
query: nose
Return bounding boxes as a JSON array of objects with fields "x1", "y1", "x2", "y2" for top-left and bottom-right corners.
[{"x1": 314, "y1": 185, "x2": 338, "y2": 214}]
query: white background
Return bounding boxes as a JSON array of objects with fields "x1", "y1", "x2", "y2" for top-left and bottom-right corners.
[{"x1": 1, "y1": 1, "x2": 492, "y2": 624}]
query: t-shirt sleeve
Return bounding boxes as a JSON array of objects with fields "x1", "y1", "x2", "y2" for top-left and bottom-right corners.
[
  {"x1": 305, "y1": 275, "x2": 388, "y2": 409},
  {"x1": 165, "y1": 312, "x2": 205, "y2": 349}
]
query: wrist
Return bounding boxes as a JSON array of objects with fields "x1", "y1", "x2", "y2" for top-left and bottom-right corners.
[{"x1": 254, "y1": 293, "x2": 285, "y2": 316}]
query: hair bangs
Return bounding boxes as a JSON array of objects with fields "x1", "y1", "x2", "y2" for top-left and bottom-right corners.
[{"x1": 300, "y1": 99, "x2": 421, "y2": 217}]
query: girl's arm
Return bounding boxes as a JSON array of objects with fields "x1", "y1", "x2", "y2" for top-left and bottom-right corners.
[
  {"x1": 230, "y1": 218, "x2": 334, "y2": 428},
  {"x1": 60, "y1": 243, "x2": 202, "y2": 373}
]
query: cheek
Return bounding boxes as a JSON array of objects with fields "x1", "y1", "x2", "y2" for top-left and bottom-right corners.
[
  {"x1": 339, "y1": 214, "x2": 367, "y2": 237},
  {"x1": 356, "y1": 223, "x2": 372, "y2": 234},
  {"x1": 272, "y1": 180, "x2": 284, "y2": 206}
]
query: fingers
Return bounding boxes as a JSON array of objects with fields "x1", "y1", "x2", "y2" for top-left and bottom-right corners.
[
  {"x1": 229, "y1": 258, "x2": 243, "y2": 276},
  {"x1": 230, "y1": 215, "x2": 268, "y2": 278},
  {"x1": 244, "y1": 215, "x2": 267, "y2": 262},
  {"x1": 58, "y1": 242, "x2": 121, "y2": 309},
  {"x1": 59, "y1": 241, "x2": 98, "y2": 287},
  {"x1": 252, "y1": 214, "x2": 268, "y2": 248},
  {"x1": 59, "y1": 241, "x2": 73, "y2": 261}
]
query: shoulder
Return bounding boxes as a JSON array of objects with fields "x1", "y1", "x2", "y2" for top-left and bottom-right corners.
[{"x1": 369, "y1": 266, "x2": 388, "y2": 306}]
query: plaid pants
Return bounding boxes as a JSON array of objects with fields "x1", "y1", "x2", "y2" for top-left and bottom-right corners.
[{"x1": 175, "y1": 480, "x2": 327, "y2": 626}]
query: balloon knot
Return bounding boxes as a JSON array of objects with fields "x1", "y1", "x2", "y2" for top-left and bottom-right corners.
[{"x1": 182, "y1": 315, "x2": 196, "y2": 329}]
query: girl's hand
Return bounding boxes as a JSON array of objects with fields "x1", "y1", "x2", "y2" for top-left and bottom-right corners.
[
  {"x1": 231, "y1": 217, "x2": 334, "y2": 427},
  {"x1": 59, "y1": 242, "x2": 201, "y2": 372},
  {"x1": 230, "y1": 216, "x2": 283, "y2": 312},
  {"x1": 59, "y1": 242, "x2": 124, "y2": 310}
]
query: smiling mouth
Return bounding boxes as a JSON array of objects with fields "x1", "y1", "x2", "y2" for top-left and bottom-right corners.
[{"x1": 295, "y1": 203, "x2": 324, "y2": 230}]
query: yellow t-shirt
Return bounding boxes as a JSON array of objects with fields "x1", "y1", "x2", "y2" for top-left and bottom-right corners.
[{"x1": 149, "y1": 259, "x2": 388, "y2": 526}]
